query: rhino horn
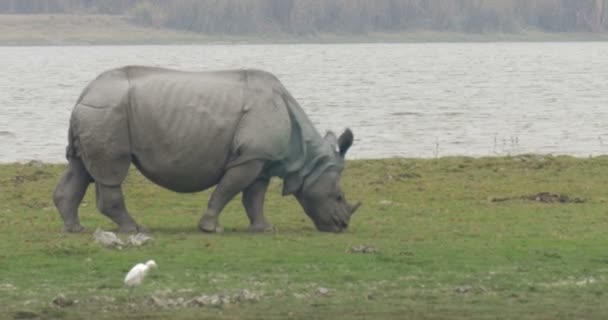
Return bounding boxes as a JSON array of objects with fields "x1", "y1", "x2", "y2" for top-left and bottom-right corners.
[{"x1": 350, "y1": 202, "x2": 362, "y2": 216}]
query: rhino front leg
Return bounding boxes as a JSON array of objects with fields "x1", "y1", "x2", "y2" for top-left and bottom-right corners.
[
  {"x1": 53, "y1": 158, "x2": 93, "y2": 233},
  {"x1": 199, "y1": 160, "x2": 265, "y2": 233},
  {"x1": 95, "y1": 183, "x2": 144, "y2": 233},
  {"x1": 243, "y1": 178, "x2": 274, "y2": 233}
]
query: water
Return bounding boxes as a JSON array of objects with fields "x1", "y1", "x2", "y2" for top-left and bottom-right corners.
[{"x1": 1, "y1": 43, "x2": 608, "y2": 163}]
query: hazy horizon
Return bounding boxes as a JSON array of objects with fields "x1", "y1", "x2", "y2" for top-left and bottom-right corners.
[{"x1": 1, "y1": 0, "x2": 608, "y2": 38}]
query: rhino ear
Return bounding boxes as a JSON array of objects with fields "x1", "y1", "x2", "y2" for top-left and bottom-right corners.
[
  {"x1": 338, "y1": 128, "x2": 353, "y2": 157},
  {"x1": 324, "y1": 131, "x2": 339, "y2": 152}
]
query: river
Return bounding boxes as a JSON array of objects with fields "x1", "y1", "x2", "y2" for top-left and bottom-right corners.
[{"x1": 1, "y1": 42, "x2": 607, "y2": 162}]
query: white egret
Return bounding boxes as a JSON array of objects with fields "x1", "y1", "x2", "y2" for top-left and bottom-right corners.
[{"x1": 124, "y1": 260, "x2": 157, "y2": 295}]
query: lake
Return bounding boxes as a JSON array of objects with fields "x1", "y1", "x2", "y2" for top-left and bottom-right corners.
[{"x1": 1, "y1": 42, "x2": 608, "y2": 163}]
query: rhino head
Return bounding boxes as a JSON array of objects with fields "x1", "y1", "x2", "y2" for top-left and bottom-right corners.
[{"x1": 295, "y1": 129, "x2": 361, "y2": 232}]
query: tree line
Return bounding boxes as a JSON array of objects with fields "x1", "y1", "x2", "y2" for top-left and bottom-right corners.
[{"x1": 2, "y1": 0, "x2": 608, "y2": 34}]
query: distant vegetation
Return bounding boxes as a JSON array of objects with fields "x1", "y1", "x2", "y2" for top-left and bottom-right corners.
[{"x1": 1, "y1": 0, "x2": 608, "y2": 35}]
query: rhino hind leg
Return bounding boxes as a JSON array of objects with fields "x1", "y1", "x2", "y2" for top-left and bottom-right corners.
[
  {"x1": 53, "y1": 158, "x2": 93, "y2": 233},
  {"x1": 199, "y1": 160, "x2": 265, "y2": 233},
  {"x1": 242, "y1": 178, "x2": 274, "y2": 233},
  {"x1": 95, "y1": 183, "x2": 145, "y2": 233}
]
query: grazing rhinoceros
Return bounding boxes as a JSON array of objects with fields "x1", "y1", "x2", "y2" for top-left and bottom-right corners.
[{"x1": 53, "y1": 66, "x2": 360, "y2": 233}]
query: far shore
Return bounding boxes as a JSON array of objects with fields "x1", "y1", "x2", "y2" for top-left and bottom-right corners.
[
  {"x1": 2, "y1": 14, "x2": 608, "y2": 46},
  {"x1": 3, "y1": 153, "x2": 608, "y2": 166}
]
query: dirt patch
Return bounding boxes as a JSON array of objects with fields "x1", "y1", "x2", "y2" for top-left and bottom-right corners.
[
  {"x1": 11, "y1": 170, "x2": 52, "y2": 185},
  {"x1": 492, "y1": 192, "x2": 586, "y2": 204},
  {"x1": 146, "y1": 289, "x2": 262, "y2": 309},
  {"x1": 0, "y1": 283, "x2": 17, "y2": 290},
  {"x1": 52, "y1": 294, "x2": 76, "y2": 308},
  {"x1": 371, "y1": 172, "x2": 420, "y2": 185},
  {"x1": 538, "y1": 277, "x2": 599, "y2": 288},
  {"x1": 525, "y1": 192, "x2": 585, "y2": 203},
  {"x1": 454, "y1": 285, "x2": 472, "y2": 294},
  {"x1": 12, "y1": 311, "x2": 39, "y2": 319},
  {"x1": 348, "y1": 244, "x2": 379, "y2": 254}
]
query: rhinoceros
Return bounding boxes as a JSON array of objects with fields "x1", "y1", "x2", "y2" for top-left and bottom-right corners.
[{"x1": 53, "y1": 66, "x2": 360, "y2": 233}]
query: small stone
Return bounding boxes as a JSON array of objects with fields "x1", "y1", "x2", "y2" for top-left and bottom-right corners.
[
  {"x1": 127, "y1": 233, "x2": 153, "y2": 247},
  {"x1": 93, "y1": 228, "x2": 124, "y2": 248},
  {"x1": 316, "y1": 287, "x2": 330, "y2": 296}
]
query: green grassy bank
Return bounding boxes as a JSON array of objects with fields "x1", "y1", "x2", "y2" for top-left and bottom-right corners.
[
  {"x1": 2, "y1": 14, "x2": 608, "y2": 45},
  {"x1": 1, "y1": 156, "x2": 608, "y2": 319}
]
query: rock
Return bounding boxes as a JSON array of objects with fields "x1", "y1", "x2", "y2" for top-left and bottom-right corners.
[
  {"x1": 93, "y1": 228, "x2": 124, "y2": 249},
  {"x1": 316, "y1": 287, "x2": 330, "y2": 296},
  {"x1": 127, "y1": 233, "x2": 153, "y2": 246}
]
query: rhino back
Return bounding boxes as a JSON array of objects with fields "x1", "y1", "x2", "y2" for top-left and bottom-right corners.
[{"x1": 127, "y1": 69, "x2": 246, "y2": 192}]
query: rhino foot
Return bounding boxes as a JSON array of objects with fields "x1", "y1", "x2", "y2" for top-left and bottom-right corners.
[
  {"x1": 117, "y1": 224, "x2": 147, "y2": 234},
  {"x1": 199, "y1": 215, "x2": 223, "y2": 233},
  {"x1": 63, "y1": 224, "x2": 85, "y2": 233},
  {"x1": 248, "y1": 223, "x2": 275, "y2": 233}
]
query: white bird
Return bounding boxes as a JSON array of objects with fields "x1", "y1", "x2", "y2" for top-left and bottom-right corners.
[{"x1": 124, "y1": 260, "x2": 157, "y2": 295}]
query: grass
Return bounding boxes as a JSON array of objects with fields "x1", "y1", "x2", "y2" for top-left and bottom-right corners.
[
  {"x1": 2, "y1": 14, "x2": 608, "y2": 45},
  {"x1": 1, "y1": 155, "x2": 608, "y2": 319}
]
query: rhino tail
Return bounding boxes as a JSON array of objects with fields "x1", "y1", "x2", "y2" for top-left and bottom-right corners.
[{"x1": 65, "y1": 125, "x2": 78, "y2": 160}]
